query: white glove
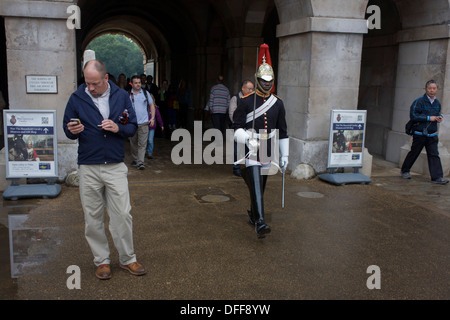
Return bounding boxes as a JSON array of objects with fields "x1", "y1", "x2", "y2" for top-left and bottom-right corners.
[
  {"x1": 247, "y1": 137, "x2": 259, "y2": 157},
  {"x1": 234, "y1": 128, "x2": 249, "y2": 144},
  {"x1": 279, "y1": 138, "x2": 289, "y2": 171},
  {"x1": 235, "y1": 128, "x2": 259, "y2": 156}
]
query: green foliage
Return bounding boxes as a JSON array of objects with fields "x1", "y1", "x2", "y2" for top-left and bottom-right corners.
[{"x1": 86, "y1": 34, "x2": 144, "y2": 79}]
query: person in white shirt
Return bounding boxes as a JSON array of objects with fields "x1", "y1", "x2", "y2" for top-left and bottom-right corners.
[
  {"x1": 228, "y1": 79, "x2": 254, "y2": 177},
  {"x1": 129, "y1": 75, "x2": 155, "y2": 170}
]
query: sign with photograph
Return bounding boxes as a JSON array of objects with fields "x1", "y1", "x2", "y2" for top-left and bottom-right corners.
[
  {"x1": 3, "y1": 110, "x2": 58, "y2": 179},
  {"x1": 327, "y1": 110, "x2": 367, "y2": 168},
  {"x1": 26, "y1": 75, "x2": 58, "y2": 94}
]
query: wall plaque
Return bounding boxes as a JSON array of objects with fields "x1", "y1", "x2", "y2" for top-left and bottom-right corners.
[{"x1": 26, "y1": 75, "x2": 58, "y2": 94}]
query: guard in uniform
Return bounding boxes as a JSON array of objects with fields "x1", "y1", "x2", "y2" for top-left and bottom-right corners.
[{"x1": 233, "y1": 44, "x2": 289, "y2": 239}]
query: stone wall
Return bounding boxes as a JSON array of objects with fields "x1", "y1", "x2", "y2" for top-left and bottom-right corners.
[
  {"x1": 276, "y1": 15, "x2": 368, "y2": 172},
  {"x1": 386, "y1": 26, "x2": 450, "y2": 176},
  {"x1": 0, "y1": 0, "x2": 78, "y2": 187}
]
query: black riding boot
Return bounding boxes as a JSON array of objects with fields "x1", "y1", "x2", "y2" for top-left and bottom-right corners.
[
  {"x1": 246, "y1": 165, "x2": 271, "y2": 238},
  {"x1": 241, "y1": 166, "x2": 256, "y2": 225},
  {"x1": 233, "y1": 164, "x2": 242, "y2": 177}
]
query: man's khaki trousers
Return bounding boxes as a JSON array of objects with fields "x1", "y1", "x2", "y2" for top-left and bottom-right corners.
[
  {"x1": 130, "y1": 123, "x2": 149, "y2": 165},
  {"x1": 79, "y1": 163, "x2": 137, "y2": 266}
]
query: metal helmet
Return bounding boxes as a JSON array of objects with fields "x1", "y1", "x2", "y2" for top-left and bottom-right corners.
[{"x1": 256, "y1": 56, "x2": 274, "y2": 82}]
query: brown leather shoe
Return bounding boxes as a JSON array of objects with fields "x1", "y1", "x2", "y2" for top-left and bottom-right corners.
[
  {"x1": 95, "y1": 264, "x2": 112, "y2": 280},
  {"x1": 119, "y1": 261, "x2": 146, "y2": 276}
]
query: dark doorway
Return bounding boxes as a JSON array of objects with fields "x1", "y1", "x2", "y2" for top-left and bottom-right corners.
[{"x1": 0, "y1": 16, "x2": 9, "y2": 149}]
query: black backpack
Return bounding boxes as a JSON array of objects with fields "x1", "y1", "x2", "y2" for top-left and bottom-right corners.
[
  {"x1": 405, "y1": 98, "x2": 420, "y2": 135},
  {"x1": 405, "y1": 119, "x2": 416, "y2": 135}
]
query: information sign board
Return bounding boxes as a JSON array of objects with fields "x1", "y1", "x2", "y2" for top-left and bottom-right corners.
[
  {"x1": 3, "y1": 110, "x2": 58, "y2": 179},
  {"x1": 327, "y1": 110, "x2": 367, "y2": 168}
]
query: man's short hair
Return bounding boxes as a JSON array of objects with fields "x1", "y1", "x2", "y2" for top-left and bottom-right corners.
[
  {"x1": 131, "y1": 75, "x2": 141, "y2": 82},
  {"x1": 241, "y1": 79, "x2": 254, "y2": 88},
  {"x1": 84, "y1": 60, "x2": 107, "y2": 77},
  {"x1": 425, "y1": 79, "x2": 438, "y2": 88}
]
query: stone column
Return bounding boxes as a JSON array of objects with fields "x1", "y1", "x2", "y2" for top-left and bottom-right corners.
[
  {"x1": 276, "y1": 17, "x2": 368, "y2": 172},
  {"x1": 0, "y1": 0, "x2": 78, "y2": 187}
]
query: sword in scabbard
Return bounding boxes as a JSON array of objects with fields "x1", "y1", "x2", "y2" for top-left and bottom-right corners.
[
  {"x1": 282, "y1": 168, "x2": 285, "y2": 208},
  {"x1": 252, "y1": 46, "x2": 259, "y2": 138}
]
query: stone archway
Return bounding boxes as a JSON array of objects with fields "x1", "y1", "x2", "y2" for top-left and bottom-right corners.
[
  {"x1": 358, "y1": 0, "x2": 401, "y2": 158},
  {"x1": 80, "y1": 16, "x2": 164, "y2": 81}
]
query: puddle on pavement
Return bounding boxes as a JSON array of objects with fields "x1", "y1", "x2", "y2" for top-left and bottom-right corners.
[{"x1": 0, "y1": 198, "x2": 60, "y2": 299}]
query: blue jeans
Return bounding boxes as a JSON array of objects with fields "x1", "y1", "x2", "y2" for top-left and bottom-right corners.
[{"x1": 147, "y1": 129, "x2": 155, "y2": 155}]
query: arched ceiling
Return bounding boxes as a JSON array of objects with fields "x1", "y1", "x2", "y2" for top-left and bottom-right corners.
[
  {"x1": 76, "y1": 0, "x2": 277, "y2": 59},
  {"x1": 81, "y1": 16, "x2": 165, "y2": 61},
  {"x1": 77, "y1": 0, "x2": 200, "y2": 60}
]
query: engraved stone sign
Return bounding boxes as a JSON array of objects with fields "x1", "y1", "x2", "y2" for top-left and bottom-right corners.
[{"x1": 26, "y1": 75, "x2": 58, "y2": 94}]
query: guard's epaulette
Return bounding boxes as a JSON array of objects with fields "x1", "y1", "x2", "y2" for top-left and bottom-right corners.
[
  {"x1": 242, "y1": 91, "x2": 255, "y2": 99},
  {"x1": 272, "y1": 93, "x2": 282, "y2": 100}
]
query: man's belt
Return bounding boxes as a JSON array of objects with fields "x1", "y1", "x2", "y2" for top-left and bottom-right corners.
[{"x1": 246, "y1": 95, "x2": 277, "y2": 123}]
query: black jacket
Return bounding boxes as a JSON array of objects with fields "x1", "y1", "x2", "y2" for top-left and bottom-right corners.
[{"x1": 410, "y1": 94, "x2": 442, "y2": 136}]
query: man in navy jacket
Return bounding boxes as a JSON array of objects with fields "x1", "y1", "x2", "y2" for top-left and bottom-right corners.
[
  {"x1": 401, "y1": 80, "x2": 449, "y2": 184},
  {"x1": 63, "y1": 60, "x2": 146, "y2": 279}
]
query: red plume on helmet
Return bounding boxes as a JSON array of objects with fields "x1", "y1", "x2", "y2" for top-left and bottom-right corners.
[
  {"x1": 258, "y1": 43, "x2": 272, "y2": 67},
  {"x1": 256, "y1": 43, "x2": 275, "y2": 93}
]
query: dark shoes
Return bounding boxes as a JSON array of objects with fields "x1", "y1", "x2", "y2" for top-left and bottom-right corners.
[
  {"x1": 119, "y1": 261, "x2": 147, "y2": 276},
  {"x1": 95, "y1": 264, "x2": 112, "y2": 280},
  {"x1": 132, "y1": 161, "x2": 145, "y2": 169},
  {"x1": 403, "y1": 171, "x2": 449, "y2": 184},
  {"x1": 432, "y1": 177, "x2": 449, "y2": 185},
  {"x1": 255, "y1": 220, "x2": 271, "y2": 239},
  {"x1": 233, "y1": 165, "x2": 241, "y2": 177},
  {"x1": 247, "y1": 211, "x2": 271, "y2": 239},
  {"x1": 401, "y1": 172, "x2": 411, "y2": 179}
]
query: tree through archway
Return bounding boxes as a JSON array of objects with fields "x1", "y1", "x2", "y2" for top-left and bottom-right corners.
[{"x1": 86, "y1": 34, "x2": 145, "y2": 79}]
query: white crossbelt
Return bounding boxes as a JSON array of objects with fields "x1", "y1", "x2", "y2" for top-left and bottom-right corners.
[{"x1": 246, "y1": 95, "x2": 277, "y2": 123}]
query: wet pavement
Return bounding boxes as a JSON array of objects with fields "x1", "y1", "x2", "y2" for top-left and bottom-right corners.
[{"x1": 0, "y1": 137, "x2": 449, "y2": 300}]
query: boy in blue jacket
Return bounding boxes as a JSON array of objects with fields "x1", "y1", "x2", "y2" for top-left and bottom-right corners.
[{"x1": 63, "y1": 60, "x2": 146, "y2": 279}]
